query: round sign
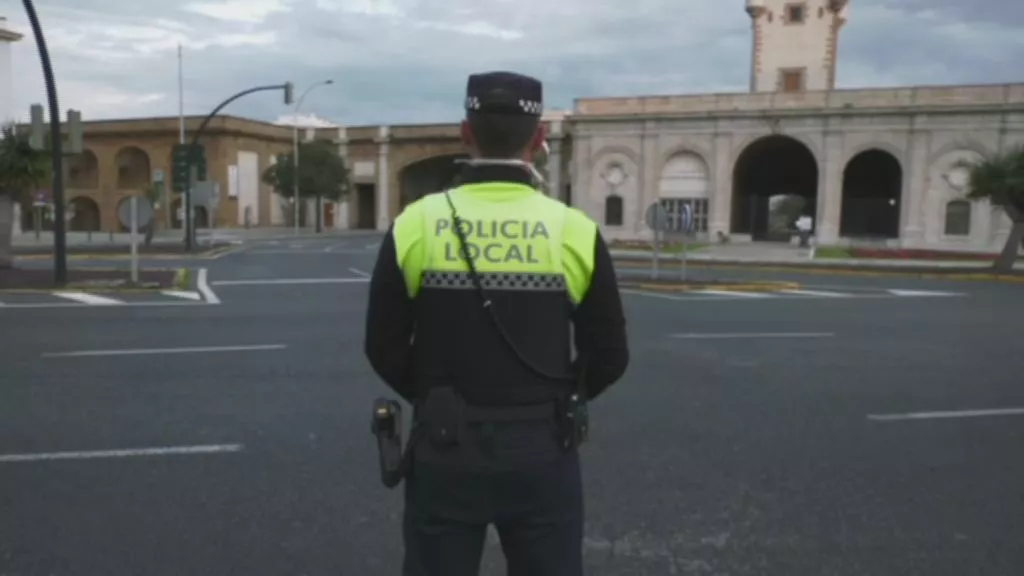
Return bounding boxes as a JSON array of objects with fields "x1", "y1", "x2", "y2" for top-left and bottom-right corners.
[
  {"x1": 117, "y1": 196, "x2": 154, "y2": 229},
  {"x1": 644, "y1": 202, "x2": 668, "y2": 231}
]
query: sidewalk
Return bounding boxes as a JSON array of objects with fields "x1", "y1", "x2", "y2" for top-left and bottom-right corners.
[
  {"x1": 611, "y1": 243, "x2": 1024, "y2": 274},
  {"x1": 12, "y1": 227, "x2": 369, "y2": 249}
]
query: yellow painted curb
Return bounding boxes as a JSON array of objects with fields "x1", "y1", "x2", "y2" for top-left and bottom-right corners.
[
  {"x1": 620, "y1": 281, "x2": 800, "y2": 293},
  {"x1": 614, "y1": 259, "x2": 1024, "y2": 283}
]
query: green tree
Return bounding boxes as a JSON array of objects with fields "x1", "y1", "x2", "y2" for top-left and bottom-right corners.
[
  {"x1": 0, "y1": 124, "x2": 49, "y2": 268},
  {"x1": 262, "y1": 140, "x2": 351, "y2": 227},
  {"x1": 955, "y1": 144, "x2": 1024, "y2": 272}
]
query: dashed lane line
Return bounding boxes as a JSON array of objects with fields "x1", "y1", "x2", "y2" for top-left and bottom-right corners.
[{"x1": 52, "y1": 291, "x2": 122, "y2": 305}]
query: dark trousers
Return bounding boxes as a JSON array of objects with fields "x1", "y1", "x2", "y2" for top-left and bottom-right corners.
[{"x1": 401, "y1": 420, "x2": 583, "y2": 576}]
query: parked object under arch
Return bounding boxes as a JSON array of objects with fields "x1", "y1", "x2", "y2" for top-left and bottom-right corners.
[{"x1": 731, "y1": 135, "x2": 819, "y2": 241}]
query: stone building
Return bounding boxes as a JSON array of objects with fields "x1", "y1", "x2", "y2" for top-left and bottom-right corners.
[
  {"x1": 20, "y1": 116, "x2": 294, "y2": 233},
  {"x1": 568, "y1": 0, "x2": 1024, "y2": 252}
]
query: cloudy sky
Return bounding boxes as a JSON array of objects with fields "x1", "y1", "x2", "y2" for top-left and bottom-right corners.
[{"x1": 2, "y1": 0, "x2": 1022, "y2": 127}]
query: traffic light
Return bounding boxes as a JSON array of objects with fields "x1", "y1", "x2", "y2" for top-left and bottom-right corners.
[
  {"x1": 284, "y1": 82, "x2": 294, "y2": 105},
  {"x1": 171, "y1": 143, "x2": 206, "y2": 192}
]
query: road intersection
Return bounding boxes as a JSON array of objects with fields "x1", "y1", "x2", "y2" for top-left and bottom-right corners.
[{"x1": 1, "y1": 232, "x2": 1022, "y2": 575}]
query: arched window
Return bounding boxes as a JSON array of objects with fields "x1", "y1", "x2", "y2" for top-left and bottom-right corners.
[
  {"x1": 604, "y1": 195, "x2": 623, "y2": 226},
  {"x1": 944, "y1": 200, "x2": 971, "y2": 236}
]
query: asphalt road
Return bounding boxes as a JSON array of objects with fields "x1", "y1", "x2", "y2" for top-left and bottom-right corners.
[{"x1": 2, "y1": 232, "x2": 1023, "y2": 575}]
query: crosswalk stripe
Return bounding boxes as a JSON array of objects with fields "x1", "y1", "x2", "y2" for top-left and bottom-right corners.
[
  {"x1": 780, "y1": 289, "x2": 851, "y2": 297},
  {"x1": 52, "y1": 292, "x2": 124, "y2": 305},
  {"x1": 888, "y1": 289, "x2": 963, "y2": 297},
  {"x1": 161, "y1": 290, "x2": 202, "y2": 301},
  {"x1": 696, "y1": 290, "x2": 772, "y2": 298}
]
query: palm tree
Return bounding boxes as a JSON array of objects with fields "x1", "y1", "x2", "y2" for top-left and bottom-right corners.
[
  {"x1": 0, "y1": 124, "x2": 49, "y2": 268},
  {"x1": 955, "y1": 144, "x2": 1024, "y2": 272}
]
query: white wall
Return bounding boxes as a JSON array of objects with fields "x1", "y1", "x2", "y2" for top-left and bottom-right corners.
[
  {"x1": 0, "y1": 26, "x2": 18, "y2": 124},
  {"x1": 268, "y1": 154, "x2": 285, "y2": 225},
  {"x1": 237, "y1": 151, "x2": 260, "y2": 226}
]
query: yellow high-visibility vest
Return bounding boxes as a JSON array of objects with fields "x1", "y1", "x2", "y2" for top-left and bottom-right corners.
[{"x1": 391, "y1": 182, "x2": 598, "y2": 303}]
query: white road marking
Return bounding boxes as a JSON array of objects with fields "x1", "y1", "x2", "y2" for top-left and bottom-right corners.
[
  {"x1": 671, "y1": 332, "x2": 834, "y2": 339},
  {"x1": 211, "y1": 277, "x2": 369, "y2": 286},
  {"x1": 780, "y1": 289, "x2": 851, "y2": 298},
  {"x1": 695, "y1": 290, "x2": 772, "y2": 298},
  {"x1": 348, "y1": 267, "x2": 370, "y2": 277},
  {"x1": 620, "y1": 289, "x2": 688, "y2": 301},
  {"x1": 888, "y1": 289, "x2": 964, "y2": 297},
  {"x1": 196, "y1": 268, "x2": 220, "y2": 304},
  {"x1": 0, "y1": 444, "x2": 243, "y2": 463},
  {"x1": 41, "y1": 344, "x2": 287, "y2": 358},
  {"x1": 0, "y1": 301, "x2": 205, "y2": 310},
  {"x1": 867, "y1": 407, "x2": 1024, "y2": 422},
  {"x1": 161, "y1": 290, "x2": 202, "y2": 301},
  {"x1": 52, "y1": 291, "x2": 123, "y2": 305},
  {"x1": 365, "y1": 242, "x2": 380, "y2": 249}
]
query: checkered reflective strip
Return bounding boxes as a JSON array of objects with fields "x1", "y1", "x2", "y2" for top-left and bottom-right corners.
[{"x1": 421, "y1": 271, "x2": 565, "y2": 292}]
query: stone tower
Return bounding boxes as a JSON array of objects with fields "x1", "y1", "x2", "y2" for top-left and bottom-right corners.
[
  {"x1": 0, "y1": 16, "x2": 23, "y2": 124},
  {"x1": 745, "y1": 0, "x2": 849, "y2": 93}
]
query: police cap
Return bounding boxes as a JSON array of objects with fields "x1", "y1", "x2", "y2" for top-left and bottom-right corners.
[{"x1": 464, "y1": 71, "x2": 543, "y2": 117}]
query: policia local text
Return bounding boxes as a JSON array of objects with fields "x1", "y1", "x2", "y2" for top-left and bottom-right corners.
[{"x1": 435, "y1": 218, "x2": 550, "y2": 263}]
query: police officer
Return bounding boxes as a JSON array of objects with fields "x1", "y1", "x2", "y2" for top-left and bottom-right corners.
[{"x1": 364, "y1": 71, "x2": 629, "y2": 576}]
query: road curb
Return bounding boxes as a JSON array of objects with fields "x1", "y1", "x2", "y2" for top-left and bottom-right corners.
[
  {"x1": 613, "y1": 259, "x2": 1024, "y2": 283},
  {"x1": 0, "y1": 267, "x2": 190, "y2": 294},
  {"x1": 619, "y1": 280, "x2": 800, "y2": 292},
  {"x1": 14, "y1": 246, "x2": 234, "y2": 261}
]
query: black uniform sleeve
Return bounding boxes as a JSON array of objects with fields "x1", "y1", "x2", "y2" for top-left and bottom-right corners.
[
  {"x1": 364, "y1": 228, "x2": 416, "y2": 401},
  {"x1": 571, "y1": 232, "x2": 629, "y2": 400}
]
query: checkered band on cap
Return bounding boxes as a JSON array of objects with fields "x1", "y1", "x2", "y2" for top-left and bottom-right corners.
[
  {"x1": 421, "y1": 271, "x2": 565, "y2": 292},
  {"x1": 519, "y1": 99, "x2": 541, "y2": 114}
]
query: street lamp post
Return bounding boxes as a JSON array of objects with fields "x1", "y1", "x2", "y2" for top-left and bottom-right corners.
[{"x1": 292, "y1": 79, "x2": 334, "y2": 235}]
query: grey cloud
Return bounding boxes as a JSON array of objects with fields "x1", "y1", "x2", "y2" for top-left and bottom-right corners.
[{"x1": 5, "y1": 0, "x2": 1023, "y2": 126}]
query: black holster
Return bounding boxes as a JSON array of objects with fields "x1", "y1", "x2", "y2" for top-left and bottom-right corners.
[
  {"x1": 558, "y1": 393, "x2": 589, "y2": 450},
  {"x1": 370, "y1": 398, "x2": 412, "y2": 488}
]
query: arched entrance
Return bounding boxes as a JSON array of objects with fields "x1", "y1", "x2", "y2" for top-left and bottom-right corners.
[
  {"x1": 840, "y1": 149, "x2": 902, "y2": 238},
  {"x1": 399, "y1": 154, "x2": 469, "y2": 208},
  {"x1": 68, "y1": 197, "x2": 101, "y2": 231},
  {"x1": 731, "y1": 135, "x2": 818, "y2": 241}
]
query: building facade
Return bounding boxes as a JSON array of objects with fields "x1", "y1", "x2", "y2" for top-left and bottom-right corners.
[{"x1": 570, "y1": 84, "x2": 1024, "y2": 252}]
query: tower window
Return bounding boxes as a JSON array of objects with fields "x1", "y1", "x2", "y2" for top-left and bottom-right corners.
[
  {"x1": 785, "y1": 3, "x2": 806, "y2": 23},
  {"x1": 780, "y1": 69, "x2": 805, "y2": 92}
]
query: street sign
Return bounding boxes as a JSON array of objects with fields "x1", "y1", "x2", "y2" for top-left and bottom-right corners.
[
  {"x1": 118, "y1": 195, "x2": 154, "y2": 229},
  {"x1": 32, "y1": 190, "x2": 49, "y2": 207},
  {"x1": 644, "y1": 202, "x2": 668, "y2": 231},
  {"x1": 153, "y1": 169, "x2": 165, "y2": 183},
  {"x1": 171, "y1": 143, "x2": 207, "y2": 192}
]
